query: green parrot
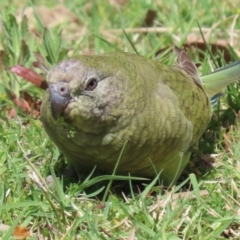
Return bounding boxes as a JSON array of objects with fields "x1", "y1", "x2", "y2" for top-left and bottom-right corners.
[{"x1": 40, "y1": 47, "x2": 240, "y2": 185}]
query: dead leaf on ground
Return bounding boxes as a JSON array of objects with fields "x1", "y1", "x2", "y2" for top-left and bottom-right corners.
[
  {"x1": 17, "y1": 5, "x2": 81, "y2": 31},
  {"x1": 143, "y1": 9, "x2": 157, "y2": 27},
  {"x1": 32, "y1": 52, "x2": 49, "y2": 73},
  {"x1": 13, "y1": 226, "x2": 30, "y2": 239},
  {"x1": 156, "y1": 41, "x2": 237, "y2": 64},
  {"x1": 109, "y1": 0, "x2": 129, "y2": 7},
  {"x1": 7, "y1": 90, "x2": 41, "y2": 119},
  {"x1": 8, "y1": 52, "x2": 50, "y2": 118},
  {"x1": 183, "y1": 42, "x2": 235, "y2": 63},
  {"x1": 10, "y1": 65, "x2": 48, "y2": 90}
]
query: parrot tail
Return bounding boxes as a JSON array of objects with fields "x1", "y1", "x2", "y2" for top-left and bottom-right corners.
[{"x1": 201, "y1": 59, "x2": 240, "y2": 99}]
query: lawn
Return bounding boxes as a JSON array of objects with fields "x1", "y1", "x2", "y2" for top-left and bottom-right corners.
[{"x1": 0, "y1": 0, "x2": 240, "y2": 239}]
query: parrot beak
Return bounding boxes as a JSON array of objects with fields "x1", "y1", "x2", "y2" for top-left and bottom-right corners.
[{"x1": 49, "y1": 82, "x2": 71, "y2": 120}]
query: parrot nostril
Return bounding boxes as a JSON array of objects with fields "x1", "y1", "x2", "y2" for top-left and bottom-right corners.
[
  {"x1": 60, "y1": 87, "x2": 66, "y2": 93},
  {"x1": 50, "y1": 82, "x2": 70, "y2": 97}
]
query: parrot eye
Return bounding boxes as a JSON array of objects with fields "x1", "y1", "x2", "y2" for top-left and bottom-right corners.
[{"x1": 85, "y1": 78, "x2": 98, "y2": 91}]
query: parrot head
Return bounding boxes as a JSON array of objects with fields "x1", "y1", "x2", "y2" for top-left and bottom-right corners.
[{"x1": 47, "y1": 56, "x2": 129, "y2": 134}]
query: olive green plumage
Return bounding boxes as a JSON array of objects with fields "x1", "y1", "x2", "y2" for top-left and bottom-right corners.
[{"x1": 40, "y1": 47, "x2": 240, "y2": 184}]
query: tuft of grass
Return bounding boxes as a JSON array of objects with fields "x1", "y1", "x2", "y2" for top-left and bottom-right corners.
[{"x1": 0, "y1": 1, "x2": 240, "y2": 239}]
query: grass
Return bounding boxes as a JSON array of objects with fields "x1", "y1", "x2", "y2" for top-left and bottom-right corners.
[{"x1": 0, "y1": 0, "x2": 240, "y2": 239}]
